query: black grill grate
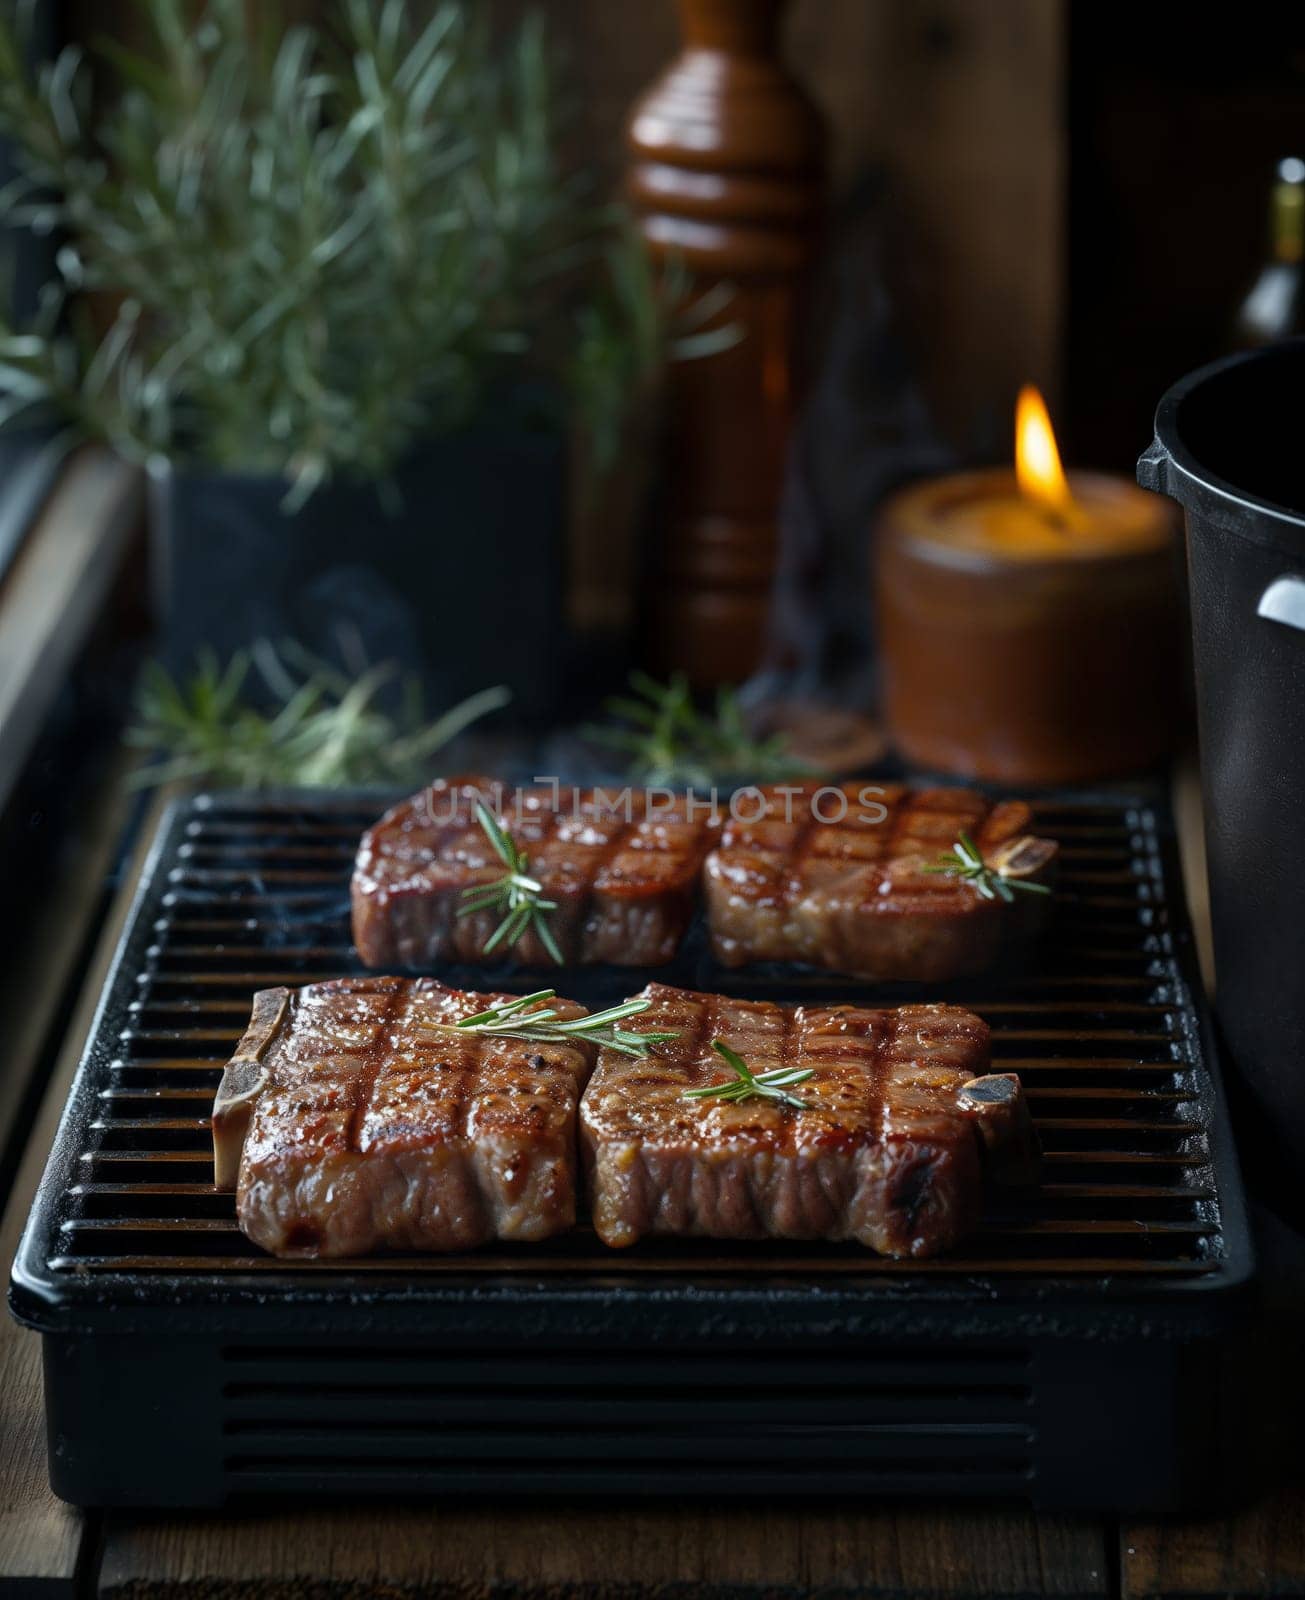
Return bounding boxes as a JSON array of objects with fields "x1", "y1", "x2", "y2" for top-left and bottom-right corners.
[
  {"x1": 50, "y1": 793, "x2": 1221, "y2": 1278},
  {"x1": 10, "y1": 788, "x2": 1254, "y2": 1511}
]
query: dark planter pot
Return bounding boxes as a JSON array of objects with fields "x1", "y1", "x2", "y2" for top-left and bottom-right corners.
[
  {"x1": 1138, "y1": 340, "x2": 1305, "y2": 1208},
  {"x1": 149, "y1": 425, "x2": 566, "y2": 717}
]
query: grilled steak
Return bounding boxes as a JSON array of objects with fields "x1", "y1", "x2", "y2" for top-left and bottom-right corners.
[
  {"x1": 212, "y1": 977, "x2": 595, "y2": 1258},
  {"x1": 703, "y1": 782, "x2": 1057, "y2": 981},
  {"x1": 352, "y1": 777, "x2": 719, "y2": 969},
  {"x1": 581, "y1": 984, "x2": 1037, "y2": 1258}
]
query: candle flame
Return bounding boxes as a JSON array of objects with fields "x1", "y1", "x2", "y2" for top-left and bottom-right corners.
[{"x1": 1015, "y1": 385, "x2": 1077, "y2": 522}]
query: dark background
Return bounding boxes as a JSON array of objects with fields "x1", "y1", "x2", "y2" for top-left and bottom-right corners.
[{"x1": 1067, "y1": 4, "x2": 1305, "y2": 465}]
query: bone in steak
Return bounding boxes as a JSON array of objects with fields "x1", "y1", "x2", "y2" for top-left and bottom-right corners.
[
  {"x1": 212, "y1": 977, "x2": 595, "y2": 1257},
  {"x1": 580, "y1": 983, "x2": 1036, "y2": 1258},
  {"x1": 352, "y1": 777, "x2": 719, "y2": 968},
  {"x1": 703, "y1": 782, "x2": 1057, "y2": 981}
]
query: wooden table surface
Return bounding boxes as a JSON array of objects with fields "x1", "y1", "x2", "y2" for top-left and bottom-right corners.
[{"x1": 3, "y1": 770, "x2": 1304, "y2": 1600}]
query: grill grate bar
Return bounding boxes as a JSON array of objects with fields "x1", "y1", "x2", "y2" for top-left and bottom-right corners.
[
  {"x1": 1036, "y1": 1149, "x2": 1196, "y2": 1165},
  {"x1": 46, "y1": 1254, "x2": 1220, "y2": 1276},
  {"x1": 88, "y1": 1113, "x2": 1208, "y2": 1137},
  {"x1": 128, "y1": 977, "x2": 1182, "y2": 1016},
  {"x1": 66, "y1": 1180, "x2": 1215, "y2": 1203},
  {"x1": 111, "y1": 1056, "x2": 227, "y2": 1070},
  {"x1": 93, "y1": 1085, "x2": 1197, "y2": 1110},
  {"x1": 143, "y1": 957, "x2": 1172, "y2": 991},
  {"x1": 1018, "y1": 1088, "x2": 1194, "y2": 1103},
  {"x1": 988, "y1": 1028, "x2": 1178, "y2": 1042},
  {"x1": 77, "y1": 1144, "x2": 1206, "y2": 1170},
  {"x1": 116, "y1": 1023, "x2": 1183, "y2": 1046},
  {"x1": 1000, "y1": 1057, "x2": 1182, "y2": 1070},
  {"x1": 101, "y1": 1088, "x2": 216, "y2": 1102},
  {"x1": 126, "y1": 994, "x2": 1184, "y2": 1025},
  {"x1": 178, "y1": 842, "x2": 1139, "y2": 869},
  {"x1": 57, "y1": 1215, "x2": 1218, "y2": 1240},
  {"x1": 81, "y1": 1149, "x2": 213, "y2": 1164},
  {"x1": 107, "y1": 1053, "x2": 1186, "y2": 1077},
  {"x1": 1024, "y1": 1117, "x2": 1200, "y2": 1133}
]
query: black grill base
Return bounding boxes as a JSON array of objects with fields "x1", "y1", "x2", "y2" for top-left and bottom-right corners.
[
  {"x1": 12, "y1": 787, "x2": 1255, "y2": 1511},
  {"x1": 40, "y1": 1331, "x2": 1235, "y2": 1512}
]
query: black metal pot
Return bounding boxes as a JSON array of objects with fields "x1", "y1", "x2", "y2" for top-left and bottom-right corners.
[
  {"x1": 1139, "y1": 340, "x2": 1305, "y2": 1197},
  {"x1": 149, "y1": 424, "x2": 566, "y2": 718}
]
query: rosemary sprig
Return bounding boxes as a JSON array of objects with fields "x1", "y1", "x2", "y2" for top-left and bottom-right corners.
[
  {"x1": 452, "y1": 990, "x2": 681, "y2": 1059},
  {"x1": 125, "y1": 640, "x2": 509, "y2": 789},
  {"x1": 457, "y1": 803, "x2": 564, "y2": 965},
  {"x1": 682, "y1": 1039, "x2": 815, "y2": 1111},
  {"x1": 583, "y1": 670, "x2": 813, "y2": 789},
  {"x1": 922, "y1": 831, "x2": 1053, "y2": 904}
]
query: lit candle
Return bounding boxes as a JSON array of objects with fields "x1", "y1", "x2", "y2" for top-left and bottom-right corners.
[{"x1": 874, "y1": 388, "x2": 1182, "y2": 785}]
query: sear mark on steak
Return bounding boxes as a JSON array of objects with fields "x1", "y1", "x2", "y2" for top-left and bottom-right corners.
[
  {"x1": 352, "y1": 776, "x2": 720, "y2": 970},
  {"x1": 703, "y1": 782, "x2": 1057, "y2": 981},
  {"x1": 580, "y1": 983, "x2": 1035, "y2": 1259},
  {"x1": 212, "y1": 976, "x2": 595, "y2": 1258}
]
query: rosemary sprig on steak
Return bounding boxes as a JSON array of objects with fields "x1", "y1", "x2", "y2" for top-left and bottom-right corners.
[
  {"x1": 682, "y1": 1039, "x2": 815, "y2": 1111},
  {"x1": 923, "y1": 831, "x2": 1053, "y2": 904},
  {"x1": 452, "y1": 990, "x2": 682, "y2": 1059},
  {"x1": 457, "y1": 802, "x2": 564, "y2": 964}
]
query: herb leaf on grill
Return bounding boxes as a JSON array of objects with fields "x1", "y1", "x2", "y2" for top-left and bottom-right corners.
[
  {"x1": 457, "y1": 803, "x2": 564, "y2": 965},
  {"x1": 922, "y1": 831, "x2": 1054, "y2": 904},
  {"x1": 452, "y1": 989, "x2": 681, "y2": 1059},
  {"x1": 584, "y1": 670, "x2": 813, "y2": 788},
  {"x1": 682, "y1": 1039, "x2": 815, "y2": 1111}
]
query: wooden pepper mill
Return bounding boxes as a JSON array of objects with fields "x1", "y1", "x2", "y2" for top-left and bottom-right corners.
[{"x1": 628, "y1": 0, "x2": 824, "y2": 687}]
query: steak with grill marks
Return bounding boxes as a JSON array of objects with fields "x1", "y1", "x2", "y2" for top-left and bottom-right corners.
[
  {"x1": 212, "y1": 977, "x2": 595, "y2": 1258},
  {"x1": 703, "y1": 782, "x2": 1057, "y2": 982},
  {"x1": 352, "y1": 777, "x2": 719, "y2": 969},
  {"x1": 580, "y1": 983, "x2": 1037, "y2": 1258}
]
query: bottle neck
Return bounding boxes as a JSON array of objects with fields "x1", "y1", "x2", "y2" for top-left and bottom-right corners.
[
  {"x1": 677, "y1": 0, "x2": 787, "y2": 55},
  {"x1": 1271, "y1": 180, "x2": 1304, "y2": 264}
]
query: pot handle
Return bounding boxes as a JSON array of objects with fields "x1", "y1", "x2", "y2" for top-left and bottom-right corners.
[
  {"x1": 1136, "y1": 437, "x2": 1170, "y2": 496},
  {"x1": 1258, "y1": 575, "x2": 1305, "y2": 632}
]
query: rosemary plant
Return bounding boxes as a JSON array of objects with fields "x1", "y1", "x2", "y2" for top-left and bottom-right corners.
[
  {"x1": 125, "y1": 641, "x2": 508, "y2": 789},
  {"x1": 0, "y1": 0, "x2": 671, "y2": 502},
  {"x1": 585, "y1": 671, "x2": 813, "y2": 789}
]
